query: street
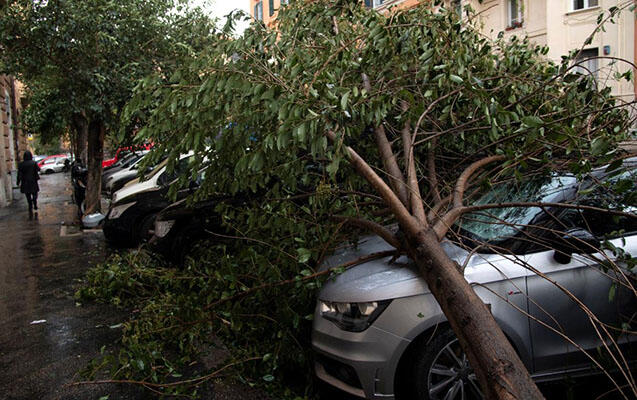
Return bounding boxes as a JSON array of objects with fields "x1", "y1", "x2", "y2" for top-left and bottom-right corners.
[{"x1": 0, "y1": 172, "x2": 267, "y2": 400}]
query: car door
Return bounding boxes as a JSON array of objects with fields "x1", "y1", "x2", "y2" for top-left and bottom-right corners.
[
  {"x1": 465, "y1": 252, "x2": 534, "y2": 368},
  {"x1": 526, "y1": 168, "x2": 637, "y2": 375}
]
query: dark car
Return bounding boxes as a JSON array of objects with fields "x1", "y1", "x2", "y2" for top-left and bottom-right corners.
[
  {"x1": 149, "y1": 194, "x2": 229, "y2": 263},
  {"x1": 103, "y1": 154, "x2": 197, "y2": 247}
]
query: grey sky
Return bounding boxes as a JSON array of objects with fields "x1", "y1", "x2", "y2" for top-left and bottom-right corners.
[{"x1": 190, "y1": 0, "x2": 251, "y2": 34}]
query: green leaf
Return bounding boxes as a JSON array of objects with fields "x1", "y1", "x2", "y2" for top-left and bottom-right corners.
[
  {"x1": 608, "y1": 284, "x2": 616, "y2": 302},
  {"x1": 340, "y1": 91, "x2": 350, "y2": 110},
  {"x1": 262, "y1": 374, "x2": 275, "y2": 382},
  {"x1": 449, "y1": 74, "x2": 463, "y2": 84},
  {"x1": 297, "y1": 248, "x2": 311, "y2": 263},
  {"x1": 522, "y1": 116, "x2": 544, "y2": 128}
]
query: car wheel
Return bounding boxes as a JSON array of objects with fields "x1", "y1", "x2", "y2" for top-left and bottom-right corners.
[
  {"x1": 134, "y1": 214, "x2": 156, "y2": 244},
  {"x1": 45, "y1": 169, "x2": 53, "y2": 174},
  {"x1": 411, "y1": 328, "x2": 483, "y2": 400}
]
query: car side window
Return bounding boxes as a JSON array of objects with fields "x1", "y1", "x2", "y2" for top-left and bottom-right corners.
[{"x1": 564, "y1": 169, "x2": 637, "y2": 238}]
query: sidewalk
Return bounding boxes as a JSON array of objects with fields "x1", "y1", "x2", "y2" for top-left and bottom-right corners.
[{"x1": 0, "y1": 172, "x2": 266, "y2": 399}]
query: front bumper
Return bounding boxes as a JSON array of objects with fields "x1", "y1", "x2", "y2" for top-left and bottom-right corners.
[{"x1": 311, "y1": 304, "x2": 410, "y2": 399}]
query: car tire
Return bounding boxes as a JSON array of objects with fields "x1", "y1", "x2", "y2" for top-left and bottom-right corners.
[
  {"x1": 135, "y1": 214, "x2": 156, "y2": 244},
  {"x1": 171, "y1": 226, "x2": 203, "y2": 266},
  {"x1": 45, "y1": 169, "x2": 54, "y2": 174},
  {"x1": 410, "y1": 328, "x2": 484, "y2": 400}
]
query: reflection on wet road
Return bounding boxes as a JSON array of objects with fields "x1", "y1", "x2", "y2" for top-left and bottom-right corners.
[
  {"x1": 0, "y1": 172, "x2": 138, "y2": 399},
  {"x1": 0, "y1": 172, "x2": 269, "y2": 400}
]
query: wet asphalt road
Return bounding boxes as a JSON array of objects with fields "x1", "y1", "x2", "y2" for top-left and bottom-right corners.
[{"x1": 0, "y1": 172, "x2": 268, "y2": 400}]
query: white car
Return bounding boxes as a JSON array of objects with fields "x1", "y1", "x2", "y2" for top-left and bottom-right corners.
[{"x1": 40, "y1": 156, "x2": 70, "y2": 174}]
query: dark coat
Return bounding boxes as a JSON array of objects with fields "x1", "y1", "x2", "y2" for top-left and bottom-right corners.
[{"x1": 17, "y1": 160, "x2": 40, "y2": 194}]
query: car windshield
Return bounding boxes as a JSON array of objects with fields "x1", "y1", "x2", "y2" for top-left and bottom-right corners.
[{"x1": 455, "y1": 175, "x2": 577, "y2": 243}]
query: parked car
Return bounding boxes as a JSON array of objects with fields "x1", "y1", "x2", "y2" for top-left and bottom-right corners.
[
  {"x1": 102, "y1": 151, "x2": 143, "y2": 175},
  {"x1": 102, "y1": 143, "x2": 153, "y2": 168},
  {"x1": 102, "y1": 151, "x2": 151, "y2": 195},
  {"x1": 149, "y1": 190, "x2": 227, "y2": 264},
  {"x1": 39, "y1": 154, "x2": 72, "y2": 174},
  {"x1": 312, "y1": 162, "x2": 637, "y2": 400},
  {"x1": 103, "y1": 153, "x2": 196, "y2": 247}
]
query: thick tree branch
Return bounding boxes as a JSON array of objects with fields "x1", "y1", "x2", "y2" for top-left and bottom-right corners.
[
  {"x1": 427, "y1": 136, "x2": 442, "y2": 204},
  {"x1": 326, "y1": 129, "x2": 423, "y2": 237},
  {"x1": 362, "y1": 73, "x2": 410, "y2": 207},
  {"x1": 401, "y1": 101, "x2": 427, "y2": 224},
  {"x1": 453, "y1": 155, "x2": 505, "y2": 209},
  {"x1": 427, "y1": 194, "x2": 451, "y2": 223},
  {"x1": 434, "y1": 155, "x2": 505, "y2": 238}
]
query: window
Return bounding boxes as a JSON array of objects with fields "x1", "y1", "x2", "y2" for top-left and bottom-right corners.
[
  {"x1": 280, "y1": 0, "x2": 288, "y2": 5},
  {"x1": 364, "y1": 0, "x2": 386, "y2": 8},
  {"x1": 254, "y1": 1, "x2": 263, "y2": 21},
  {"x1": 572, "y1": 0, "x2": 598, "y2": 11},
  {"x1": 565, "y1": 168, "x2": 637, "y2": 237},
  {"x1": 508, "y1": 0, "x2": 522, "y2": 28},
  {"x1": 269, "y1": 0, "x2": 274, "y2": 16},
  {"x1": 573, "y1": 48, "x2": 599, "y2": 78}
]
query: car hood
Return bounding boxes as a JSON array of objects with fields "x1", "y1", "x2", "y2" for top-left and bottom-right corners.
[
  {"x1": 318, "y1": 235, "x2": 507, "y2": 303},
  {"x1": 112, "y1": 173, "x2": 160, "y2": 204}
]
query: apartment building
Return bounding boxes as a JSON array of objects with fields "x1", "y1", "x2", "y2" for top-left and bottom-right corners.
[
  {"x1": 0, "y1": 75, "x2": 27, "y2": 207},
  {"x1": 470, "y1": 0, "x2": 635, "y2": 100},
  {"x1": 249, "y1": 0, "x2": 636, "y2": 99}
]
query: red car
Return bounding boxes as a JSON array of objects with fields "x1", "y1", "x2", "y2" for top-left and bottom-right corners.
[
  {"x1": 38, "y1": 154, "x2": 70, "y2": 168},
  {"x1": 102, "y1": 144, "x2": 153, "y2": 168}
]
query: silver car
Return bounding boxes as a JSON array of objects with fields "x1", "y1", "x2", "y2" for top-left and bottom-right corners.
[
  {"x1": 40, "y1": 156, "x2": 70, "y2": 174},
  {"x1": 312, "y1": 165, "x2": 636, "y2": 399}
]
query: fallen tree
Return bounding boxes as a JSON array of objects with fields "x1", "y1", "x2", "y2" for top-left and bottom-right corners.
[{"x1": 107, "y1": 1, "x2": 636, "y2": 398}]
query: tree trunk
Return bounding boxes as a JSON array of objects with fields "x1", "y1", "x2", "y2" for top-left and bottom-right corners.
[
  {"x1": 71, "y1": 113, "x2": 88, "y2": 164},
  {"x1": 406, "y1": 227, "x2": 544, "y2": 400},
  {"x1": 85, "y1": 118, "x2": 104, "y2": 215}
]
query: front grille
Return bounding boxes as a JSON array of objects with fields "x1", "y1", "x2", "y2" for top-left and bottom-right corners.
[{"x1": 316, "y1": 353, "x2": 363, "y2": 390}]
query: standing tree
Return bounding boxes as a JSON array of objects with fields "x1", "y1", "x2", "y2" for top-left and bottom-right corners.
[
  {"x1": 127, "y1": 1, "x2": 636, "y2": 398},
  {"x1": 0, "y1": 0, "x2": 217, "y2": 213}
]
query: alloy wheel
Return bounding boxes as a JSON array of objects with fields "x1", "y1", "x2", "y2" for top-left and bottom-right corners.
[{"x1": 427, "y1": 338, "x2": 483, "y2": 400}]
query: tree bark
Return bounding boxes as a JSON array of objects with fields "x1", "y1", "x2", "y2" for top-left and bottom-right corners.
[
  {"x1": 71, "y1": 113, "x2": 88, "y2": 164},
  {"x1": 327, "y1": 129, "x2": 544, "y2": 399},
  {"x1": 405, "y1": 227, "x2": 545, "y2": 400},
  {"x1": 85, "y1": 118, "x2": 104, "y2": 215}
]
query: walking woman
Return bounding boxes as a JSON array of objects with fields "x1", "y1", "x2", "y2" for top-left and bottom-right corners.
[{"x1": 17, "y1": 151, "x2": 40, "y2": 213}]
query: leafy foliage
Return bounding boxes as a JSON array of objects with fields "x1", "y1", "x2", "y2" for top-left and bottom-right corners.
[
  {"x1": 77, "y1": 190, "x2": 362, "y2": 398},
  {"x1": 78, "y1": 0, "x2": 636, "y2": 398}
]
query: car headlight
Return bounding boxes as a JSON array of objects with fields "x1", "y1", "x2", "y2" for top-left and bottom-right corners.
[
  {"x1": 319, "y1": 300, "x2": 391, "y2": 332},
  {"x1": 154, "y1": 220, "x2": 175, "y2": 238},
  {"x1": 108, "y1": 201, "x2": 136, "y2": 220}
]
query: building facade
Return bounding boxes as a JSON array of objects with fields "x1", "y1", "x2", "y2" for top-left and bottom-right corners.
[
  {"x1": 249, "y1": 0, "x2": 636, "y2": 99},
  {"x1": 469, "y1": 0, "x2": 635, "y2": 101},
  {"x1": 0, "y1": 75, "x2": 27, "y2": 207}
]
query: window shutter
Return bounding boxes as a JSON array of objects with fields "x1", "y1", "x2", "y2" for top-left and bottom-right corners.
[
  {"x1": 269, "y1": 0, "x2": 274, "y2": 16},
  {"x1": 364, "y1": 0, "x2": 372, "y2": 8}
]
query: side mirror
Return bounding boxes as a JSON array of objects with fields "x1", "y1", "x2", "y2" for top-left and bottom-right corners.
[{"x1": 553, "y1": 228, "x2": 601, "y2": 264}]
